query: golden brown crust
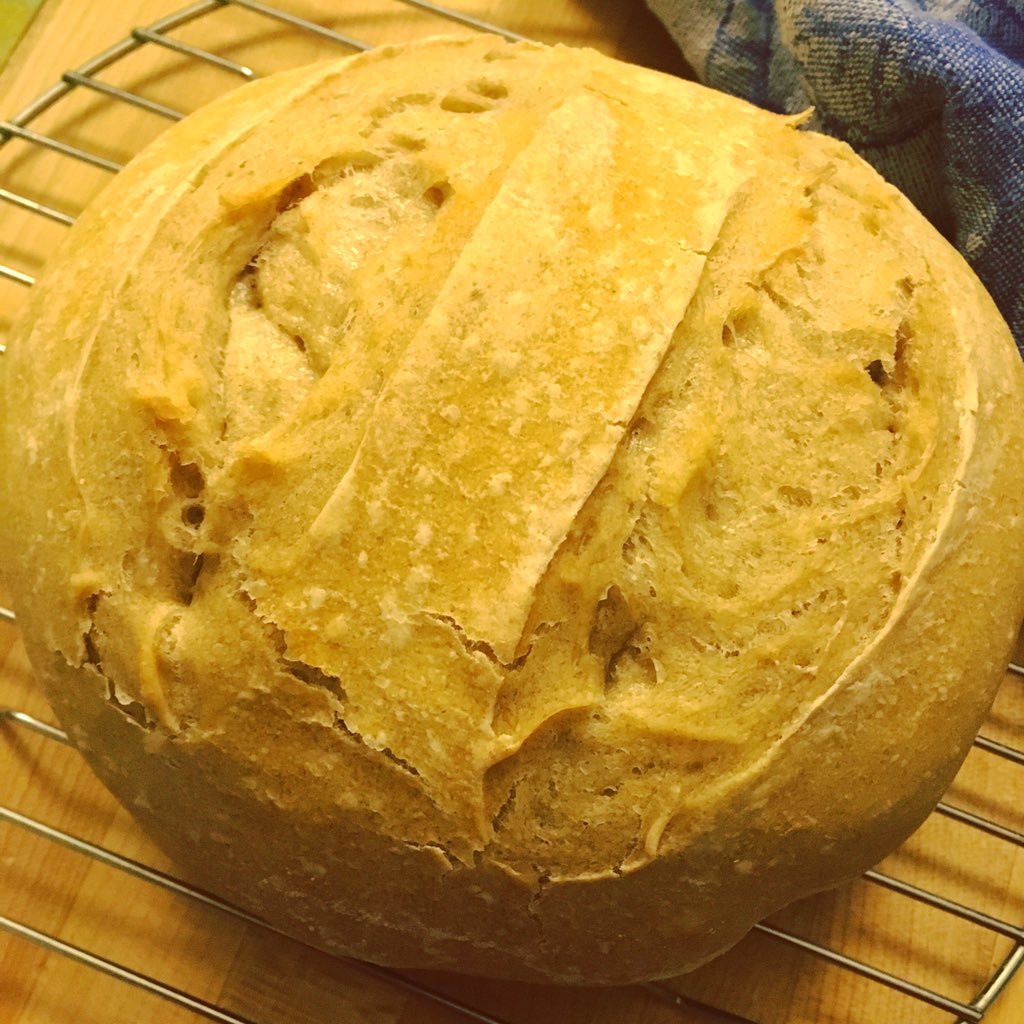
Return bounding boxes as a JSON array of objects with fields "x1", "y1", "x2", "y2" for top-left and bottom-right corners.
[{"x1": 2, "y1": 35, "x2": 1023, "y2": 983}]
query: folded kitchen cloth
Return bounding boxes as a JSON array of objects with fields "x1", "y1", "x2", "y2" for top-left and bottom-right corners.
[{"x1": 646, "y1": 0, "x2": 1024, "y2": 355}]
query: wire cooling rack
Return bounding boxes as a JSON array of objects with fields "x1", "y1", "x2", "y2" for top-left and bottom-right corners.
[{"x1": 1, "y1": 3, "x2": 1023, "y2": 1022}]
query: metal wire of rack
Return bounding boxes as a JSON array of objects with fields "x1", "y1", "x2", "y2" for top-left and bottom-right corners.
[{"x1": 0, "y1": 2, "x2": 1022, "y2": 1022}]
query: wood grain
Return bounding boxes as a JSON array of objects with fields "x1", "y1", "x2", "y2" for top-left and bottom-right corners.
[{"x1": 1, "y1": 3, "x2": 1021, "y2": 1023}]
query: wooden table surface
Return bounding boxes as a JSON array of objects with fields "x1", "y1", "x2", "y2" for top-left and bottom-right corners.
[{"x1": 1, "y1": 3, "x2": 1022, "y2": 1023}]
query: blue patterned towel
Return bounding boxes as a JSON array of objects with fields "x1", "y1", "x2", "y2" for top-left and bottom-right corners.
[{"x1": 646, "y1": 0, "x2": 1024, "y2": 355}]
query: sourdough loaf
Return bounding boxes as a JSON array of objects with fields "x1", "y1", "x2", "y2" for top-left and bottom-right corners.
[{"x1": 2, "y1": 35, "x2": 1024, "y2": 984}]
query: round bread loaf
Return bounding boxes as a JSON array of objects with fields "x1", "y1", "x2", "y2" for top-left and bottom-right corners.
[{"x1": 2, "y1": 36, "x2": 1023, "y2": 985}]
